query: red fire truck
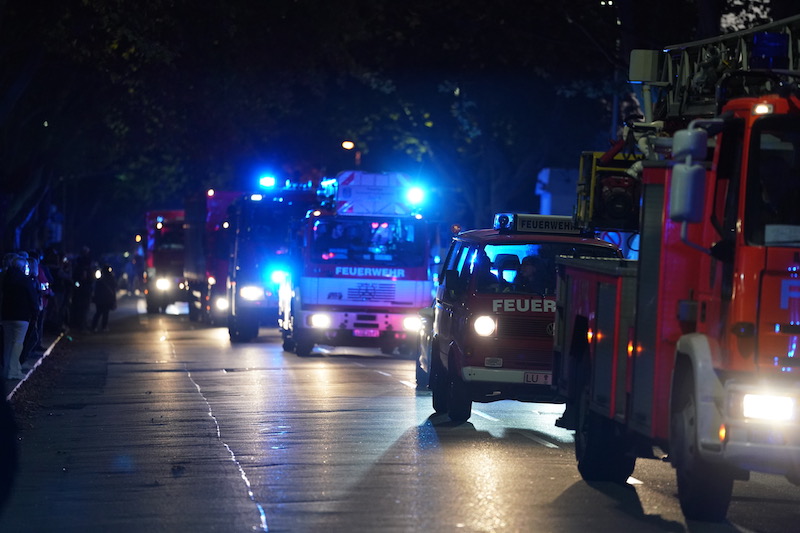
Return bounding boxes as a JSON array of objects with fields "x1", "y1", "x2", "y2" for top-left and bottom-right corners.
[
  {"x1": 278, "y1": 170, "x2": 434, "y2": 357},
  {"x1": 553, "y1": 15, "x2": 800, "y2": 521},
  {"x1": 426, "y1": 213, "x2": 620, "y2": 422},
  {"x1": 227, "y1": 185, "x2": 318, "y2": 342},
  {"x1": 143, "y1": 209, "x2": 187, "y2": 314},
  {"x1": 183, "y1": 189, "x2": 241, "y2": 324}
]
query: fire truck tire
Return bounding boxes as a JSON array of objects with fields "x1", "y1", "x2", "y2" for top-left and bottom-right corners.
[
  {"x1": 430, "y1": 351, "x2": 449, "y2": 414},
  {"x1": 281, "y1": 331, "x2": 295, "y2": 352},
  {"x1": 671, "y1": 371, "x2": 733, "y2": 522},
  {"x1": 294, "y1": 329, "x2": 314, "y2": 357},
  {"x1": 447, "y1": 371, "x2": 472, "y2": 423},
  {"x1": 415, "y1": 358, "x2": 429, "y2": 390},
  {"x1": 188, "y1": 302, "x2": 200, "y2": 322},
  {"x1": 575, "y1": 383, "x2": 635, "y2": 484}
]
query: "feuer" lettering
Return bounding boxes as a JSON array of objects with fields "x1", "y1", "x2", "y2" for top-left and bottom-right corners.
[{"x1": 492, "y1": 299, "x2": 556, "y2": 313}]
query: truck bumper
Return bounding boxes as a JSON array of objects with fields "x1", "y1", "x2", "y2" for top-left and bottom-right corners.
[
  {"x1": 701, "y1": 379, "x2": 800, "y2": 480},
  {"x1": 297, "y1": 309, "x2": 421, "y2": 350},
  {"x1": 461, "y1": 366, "x2": 562, "y2": 403}
]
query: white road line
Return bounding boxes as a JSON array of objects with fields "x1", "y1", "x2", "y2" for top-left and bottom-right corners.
[
  {"x1": 374, "y1": 370, "x2": 392, "y2": 377},
  {"x1": 399, "y1": 380, "x2": 417, "y2": 389},
  {"x1": 472, "y1": 409, "x2": 500, "y2": 422}
]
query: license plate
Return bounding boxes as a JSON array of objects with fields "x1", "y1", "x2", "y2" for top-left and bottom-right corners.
[
  {"x1": 354, "y1": 329, "x2": 380, "y2": 338},
  {"x1": 523, "y1": 372, "x2": 552, "y2": 385}
]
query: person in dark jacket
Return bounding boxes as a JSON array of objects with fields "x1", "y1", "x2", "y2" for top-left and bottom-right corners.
[
  {"x1": 1, "y1": 256, "x2": 39, "y2": 380},
  {"x1": 91, "y1": 265, "x2": 117, "y2": 332}
]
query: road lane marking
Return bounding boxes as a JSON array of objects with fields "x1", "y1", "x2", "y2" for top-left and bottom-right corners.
[
  {"x1": 472, "y1": 409, "x2": 500, "y2": 422},
  {"x1": 164, "y1": 331, "x2": 269, "y2": 532}
]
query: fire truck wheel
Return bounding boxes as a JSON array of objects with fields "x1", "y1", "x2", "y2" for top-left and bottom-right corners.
[
  {"x1": 575, "y1": 383, "x2": 635, "y2": 484},
  {"x1": 415, "y1": 359, "x2": 429, "y2": 390},
  {"x1": 671, "y1": 371, "x2": 733, "y2": 522},
  {"x1": 281, "y1": 332, "x2": 295, "y2": 352},
  {"x1": 430, "y1": 352, "x2": 449, "y2": 414},
  {"x1": 447, "y1": 359, "x2": 472, "y2": 423},
  {"x1": 294, "y1": 329, "x2": 314, "y2": 357}
]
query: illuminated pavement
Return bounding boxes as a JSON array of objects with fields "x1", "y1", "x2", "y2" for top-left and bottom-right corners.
[{"x1": 1, "y1": 296, "x2": 799, "y2": 532}]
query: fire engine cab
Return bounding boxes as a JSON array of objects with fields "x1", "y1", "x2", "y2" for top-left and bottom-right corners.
[
  {"x1": 552, "y1": 14, "x2": 800, "y2": 522},
  {"x1": 426, "y1": 213, "x2": 620, "y2": 422}
]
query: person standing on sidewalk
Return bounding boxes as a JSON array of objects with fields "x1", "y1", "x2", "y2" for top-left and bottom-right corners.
[
  {"x1": 1, "y1": 256, "x2": 38, "y2": 380},
  {"x1": 91, "y1": 265, "x2": 117, "y2": 333}
]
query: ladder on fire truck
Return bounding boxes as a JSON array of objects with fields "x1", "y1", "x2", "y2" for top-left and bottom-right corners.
[{"x1": 630, "y1": 14, "x2": 800, "y2": 123}]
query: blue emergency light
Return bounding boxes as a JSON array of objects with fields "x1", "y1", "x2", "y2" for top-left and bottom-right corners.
[{"x1": 259, "y1": 175, "x2": 277, "y2": 188}]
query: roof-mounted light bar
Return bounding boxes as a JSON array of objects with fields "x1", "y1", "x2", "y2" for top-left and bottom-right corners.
[{"x1": 493, "y1": 213, "x2": 580, "y2": 234}]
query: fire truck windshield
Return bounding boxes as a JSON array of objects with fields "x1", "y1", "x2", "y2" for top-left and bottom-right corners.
[
  {"x1": 311, "y1": 216, "x2": 427, "y2": 267},
  {"x1": 154, "y1": 223, "x2": 184, "y2": 251},
  {"x1": 473, "y1": 242, "x2": 620, "y2": 295},
  {"x1": 745, "y1": 115, "x2": 800, "y2": 246}
]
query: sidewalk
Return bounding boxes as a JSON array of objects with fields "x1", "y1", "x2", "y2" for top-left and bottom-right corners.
[{"x1": 3, "y1": 330, "x2": 68, "y2": 401}]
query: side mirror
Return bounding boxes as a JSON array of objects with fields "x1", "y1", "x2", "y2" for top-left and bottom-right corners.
[{"x1": 669, "y1": 163, "x2": 706, "y2": 223}]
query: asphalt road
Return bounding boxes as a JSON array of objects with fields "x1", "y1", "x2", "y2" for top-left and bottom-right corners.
[{"x1": 1, "y1": 295, "x2": 799, "y2": 532}]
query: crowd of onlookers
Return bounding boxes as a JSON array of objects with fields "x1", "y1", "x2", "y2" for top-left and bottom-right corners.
[{"x1": 0, "y1": 246, "x2": 124, "y2": 381}]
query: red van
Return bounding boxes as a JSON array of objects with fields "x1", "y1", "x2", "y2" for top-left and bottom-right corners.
[{"x1": 424, "y1": 213, "x2": 621, "y2": 422}]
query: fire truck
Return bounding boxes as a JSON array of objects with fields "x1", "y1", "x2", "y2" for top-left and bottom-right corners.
[
  {"x1": 278, "y1": 170, "x2": 433, "y2": 357},
  {"x1": 183, "y1": 189, "x2": 240, "y2": 324},
  {"x1": 427, "y1": 213, "x2": 620, "y2": 422},
  {"x1": 553, "y1": 15, "x2": 800, "y2": 521},
  {"x1": 143, "y1": 210, "x2": 187, "y2": 314},
  {"x1": 227, "y1": 185, "x2": 318, "y2": 342}
]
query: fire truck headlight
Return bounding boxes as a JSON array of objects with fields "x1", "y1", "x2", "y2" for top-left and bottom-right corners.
[
  {"x1": 240, "y1": 285, "x2": 265, "y2": 301},
  {"x1": 155, "y1": 278, "x2": 171, "y2": 291},
  {"x1": 309, "y1": 313, "x2": 331, "y2": 329},
  {"x1": 214, "y1": 297, "x2": 229, "y2": 311},
  {"x1": 742, "y1": 394, "x2": 795, "y2": 421},
  {"x1": 473, "y1": 315, "x2": 497, "y2": 337},
  {"x1": 403, "y1": 316, "x2": 423, "y2": 332}
]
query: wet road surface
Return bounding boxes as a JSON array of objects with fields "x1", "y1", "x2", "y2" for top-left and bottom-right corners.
[{"x1": 1, "y1": 295, "x2": 799, "y2": 532}]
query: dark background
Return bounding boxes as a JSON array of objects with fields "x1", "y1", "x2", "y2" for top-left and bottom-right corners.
[{"x1": 0, "y1": 0, "x2": 796, "y2": 256}]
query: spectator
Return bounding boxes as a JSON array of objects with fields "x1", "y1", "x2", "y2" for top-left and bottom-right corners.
[
  {"x1": 91, "y1": 265, "x2": 117, "y2": 333},
  {"x1": 20, "y1": 253, "x2": 50, "y2": 365},
  {"x1": 1, "y1": 256, "x2": 38, "y2": 380},
  {"x1": 43, "y1": 247, "x2": 70, "y2": 333},
  {"x1": 70, "y1": 246, "x2": 94, "y2": 331}
]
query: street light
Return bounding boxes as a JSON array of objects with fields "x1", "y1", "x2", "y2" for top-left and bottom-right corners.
[{"x1": 341, "y1": 140, "x2": 361, "y2": 167}]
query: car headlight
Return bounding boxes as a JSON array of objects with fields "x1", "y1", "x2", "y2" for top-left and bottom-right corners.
[
  {"x1": 239, "y1": 285, "x2": 265, "y2": 301},
  {"x1": 742, "y1": 393, "x2": 795, "y2": 422},
  {"x1": 155, "y1": 278, "x2": 171, "y2": 291},
  {"x1": 309, "y1": 313, "x2": 331, "y2": 328},
  {"x1": 214, "y1": 297, "x2": 229, "y2": 311},
  {"x1": 403, "y1": 316, "x2": 423, "y2": 332},
  {"x1": 473, "y1": 315, "x2": 497, "y2": 337}
]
